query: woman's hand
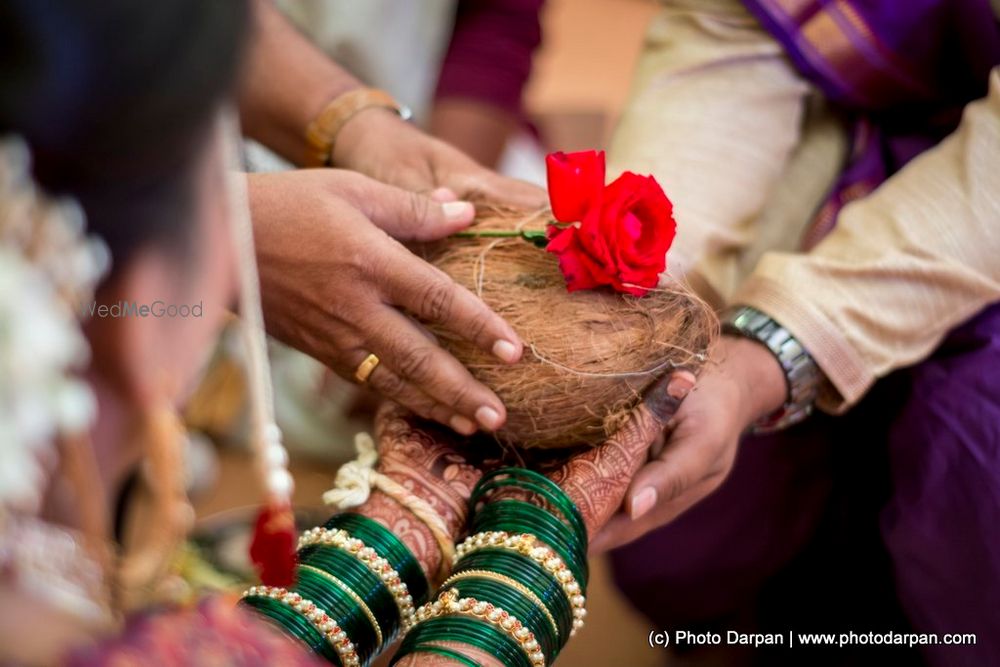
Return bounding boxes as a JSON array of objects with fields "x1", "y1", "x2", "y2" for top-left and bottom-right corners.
[
  {"x1": 249, "y1": 170, "x2": 524, "y2": 434},
  {"x1": 332, "y1": 109, "x2": 546, "y2": 210},
  {"x1": 541, "y1": 368, "x2": 698, "y2": 539},
  {"x1": 590, "y1": 336, "x2": 786, "y2": 552},
  {"x1": 356, "y1": 403, "x2": 506, "y2": 580}
]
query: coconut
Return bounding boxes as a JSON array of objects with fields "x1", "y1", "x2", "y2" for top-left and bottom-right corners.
[{"x1": 421, "y1": 206, "x2": 717, "y2": 449}]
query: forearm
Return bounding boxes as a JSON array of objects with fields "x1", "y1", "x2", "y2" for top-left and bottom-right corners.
[
  {"x1": 239, "y1": 0, "x2": 360, "y2": 164},
  {"x1": 734, "y1": 67, "x2": 1000, "y2": 411},
  {"x1": 429, "y1": 99, "x2": 515, "y2": 168}
]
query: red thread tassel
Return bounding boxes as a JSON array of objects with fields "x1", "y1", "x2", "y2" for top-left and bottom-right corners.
[{"x1": 249, "y1": 501, "x2": 297, "y2": 587}]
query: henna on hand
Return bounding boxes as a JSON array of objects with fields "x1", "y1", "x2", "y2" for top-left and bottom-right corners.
[
  {"x1": 544, "y1": 369, "x2": 697, "y2": 539},
  {"x1": 353, "y1": 403, "x2": 488, "y2": 579}
]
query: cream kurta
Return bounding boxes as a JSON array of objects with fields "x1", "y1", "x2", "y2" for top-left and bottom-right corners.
[{"x1": 611, "y1": 0, "x2": 1000, "y2": 412}]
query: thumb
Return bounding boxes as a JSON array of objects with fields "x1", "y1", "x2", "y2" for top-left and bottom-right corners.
[{"x1": 362, "y1": 180, "x2": 475, "y2": 241}]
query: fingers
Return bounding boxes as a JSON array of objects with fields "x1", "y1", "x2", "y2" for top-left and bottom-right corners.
[
  {"x1": 619, "y1": 369, "x2": 701, "y2": 518},
  {"x1": 379, "y1": 246, "x2": 523, "y2": 365},
  {"x1": 364, "y1": 361, "x2": 477, "y2": 435},
  {"x1": 540, "y1": 368, "x2": 699, "y2": 539},
  {"x1": 361, "y1": 306, "x2": 508, "y2": 432},
  {"x1": 343, "y1": 174, "x2": 475, "y2": 241},
  {"x1": 624, "y1": 421, "x2": 733, "y2": 523},
  {"x1": 643, "y1": 368, "x2": 697, "y2": 425},
  {"x1": 458, "y1": 170, "x2": 548, "y2": 210},
  {"x1": 588, "y1": 477, "x2": 722, "y2": 554},
  {"x1": 545, "y1": 404, "x2": 663, "y2": 539}
]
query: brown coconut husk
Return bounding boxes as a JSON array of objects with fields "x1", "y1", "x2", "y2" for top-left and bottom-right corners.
[{"x1": 421, "y1": 205, "x2": 718, "y2": 449}]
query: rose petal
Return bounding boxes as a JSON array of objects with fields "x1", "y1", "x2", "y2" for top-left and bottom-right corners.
[{"x1": 546, "y1": 150, "x2": 606, "y2": 223}]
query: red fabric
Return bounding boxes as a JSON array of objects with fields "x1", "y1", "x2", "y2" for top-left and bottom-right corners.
[{"x1": 434, "y1": 0, "x2": 545, "y2": 117}]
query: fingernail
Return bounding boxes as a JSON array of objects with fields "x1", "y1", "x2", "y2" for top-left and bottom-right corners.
[
  {"x1": 442, "y1": 201, "x2": 474, "y2": 224},
  {"x1": 449, "y1": 414, "x2": 476, "y2": 435},
  {"x1": 475, "y1": 405, "x2": 502, "y2": 431},
  {"x1": 630, "y1": 487, "x2": 657, "y2": 520},
  {"x1": 666, "y1": 372, "x2": 696, "y2": 400},
  {"x1": 492, "y1": 339, "x2": 520, "y2": 363}
]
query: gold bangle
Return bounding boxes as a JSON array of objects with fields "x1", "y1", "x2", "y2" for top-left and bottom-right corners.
[
  {"x1": 298, "y1": 527, "x2": 416, "y2": 631},
  {"x1": 298, "y1": 564, "x2": 384, "y2": 649},
  {"x1": 303, "y1": 88, "x2": 409, "y2": 167},
  {"x1": 454, "y1": 531, "x2": 587, "y2": 634},
  {"x1": 413, "y1": 588, "x2": 545, "y2": 667},
  {"x1": 440, "y1": 569, "x2": 559, "y2": 641},
  {"x1": 243, "y1": 585, "x2": 359, "y2": 667}
]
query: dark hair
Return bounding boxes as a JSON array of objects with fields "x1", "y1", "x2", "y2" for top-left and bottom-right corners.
[{"x1": 0, "y1": 0, "x2": 249, "y2": 271}]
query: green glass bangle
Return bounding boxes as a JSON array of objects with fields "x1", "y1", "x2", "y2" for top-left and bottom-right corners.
[
  {"x1": 298, "y1": 545, "x2": 398, "y2": 629},
  {"x1": 393, "y1": 616, "x2": 529, "y2": 667},
  {"x1": 325, "y1": 513, "x2": 430, "y2": 605},
  {"x1": 470, "y1": 512, "x2": 586, "y2": 589},
  {"x1": 294, "y1": 566, "x2": 378, "y2": 664},
  {"x1": 404, "y1": 644, "x2": 483, "y2": 667},
  {"x1": 298, "y1": 544, "x2": 401, "y2": 639},
  {"x1": 471, "y1": 468, "x2": 586, "y2": 547},
  {"x1": 454, "y1": 550, "x2": 573, "y2": 639},
  {"x1": 447, "y1": 577, "x2": 558, "y2": 661},
  {"x1": 240, "y1": 595, "x2": 341, "y2": 664},
  {"x1": 471, "y1": 500, "x2": 587, "y2": 586}
]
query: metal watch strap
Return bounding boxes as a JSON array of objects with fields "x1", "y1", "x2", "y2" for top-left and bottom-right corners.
[{"x1": 721, "y1": 305, "x2": 821, "y2": 433}]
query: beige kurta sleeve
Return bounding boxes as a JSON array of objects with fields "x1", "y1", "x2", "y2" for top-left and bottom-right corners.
[
  {"x1": 734, "y1": 68, "x2": 1000, "y2": 413},
  {"x1": 609, "y1": 0, "x2": 845, "y2": 305}
]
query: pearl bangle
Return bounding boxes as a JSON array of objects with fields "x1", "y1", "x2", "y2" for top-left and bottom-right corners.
[
  {"x1": 298, "y1": 564, "x2": 384, "y2": 649},
  {"x1": 243, "y1": 585, "x2": 359, "y2": 667},
  {"x1": 298, "y1": 527, "x2": 416, "y2": 631},
  {"x1": 413, "y1": 588, "x2": 546, "y2": 667},
  {"x1": 454, "y1": 531, "x2": 587, "y2": 634}
]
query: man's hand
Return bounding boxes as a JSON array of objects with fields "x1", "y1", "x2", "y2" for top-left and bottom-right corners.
[
  {"x1": 332, "y1": 109, "x2": 546, "y2": 209},
  {"x1": 249, "y1": 170, "x2": 524, "y2": 435},
  {"x1": 590, "y1": 336, "x2": 787, "y2": 552}
]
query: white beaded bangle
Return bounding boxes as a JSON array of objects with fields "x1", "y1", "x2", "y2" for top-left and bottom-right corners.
[
  {"x1": 413, "y1": 588, "x2": 545, "y2": 667},
  {"x1": 298, "y1": 527, "x2": 417, "y2": 631},
  {"x1": 243, "y1": 585, "x2": 359, "y2": 667},
  {"x1": 453, "y1": 531, "x2": 587, "y2": 634}
]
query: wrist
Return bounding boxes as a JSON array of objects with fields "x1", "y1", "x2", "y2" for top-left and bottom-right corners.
[
  {"x1": 330, "y1": 105, "x2": 408, "y2": 168},
  {"x1": 304, "y1": 88, "x2": 410, "y2": 167},
  {"x1": 721, "y1": 305, "x2": 822, "y2": 433},
  {"x1": 720, "y1": 335, "x2": 787, "y2": 426}
]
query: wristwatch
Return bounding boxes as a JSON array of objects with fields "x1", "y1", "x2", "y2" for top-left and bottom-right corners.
[
  {"x1": 721, "y1": 305, "x2": 822, "y2": 433},
  {"x1": 303, "y1": 87, "x2": 412, "y2": 167}
]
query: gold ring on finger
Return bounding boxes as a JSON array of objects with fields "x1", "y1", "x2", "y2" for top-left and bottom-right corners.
[{"x1": 354, "y1": 353, "x2": 380, "y2": 384}]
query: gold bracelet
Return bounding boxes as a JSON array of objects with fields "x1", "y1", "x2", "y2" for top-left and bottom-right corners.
[
  {"x1": 454, "y1": 531, "x2": 587, "y2": 634},
  {"x1": 440, "y1": 569, "x2": 559, "y2": 641},
  {"x1": 303, "y1": 87, "x2": 409, "y2": 167},
  {"x1": 243, "y1": 585, "x2": 359, "y2": 667},
  {"x1": 298, "y1": 527, "x2": 416, "y2": 631},
  {"x1": 298, "y1": 564, "x2": 384, "y2": 649},
  {"x1": 413, "y1": 588, "x2": 545, "y2": 667}
]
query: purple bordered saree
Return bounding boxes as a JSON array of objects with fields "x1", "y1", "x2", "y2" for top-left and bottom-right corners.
[{"x1": 742, "y1": 0, "x2": 1000, "y2": 246}]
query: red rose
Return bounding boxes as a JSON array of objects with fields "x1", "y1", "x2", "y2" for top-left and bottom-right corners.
[{"x1": 545, "y1": 151, "x2": 676, "y2": 296}]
